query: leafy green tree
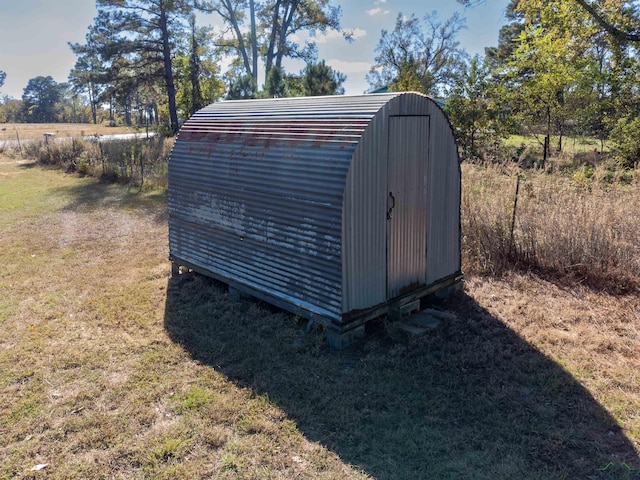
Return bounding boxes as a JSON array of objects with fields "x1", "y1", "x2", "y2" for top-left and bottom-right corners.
[
  {"x1": 69, "y1": 30, "x2": 109, "y2": 125},
  {"x1": 174, "y1": 53, "x2": 224, "y2": 114},
  {"x1": 302, "y1": 60, "x2": 345, "y2": 96},
  {"x1": 0, "y1": 70, "x2": 6, "y2": 89},
  {"x1": 572, "y1": 0, "x2": 640, "y2": 42},
  {"x1": 90, "y1": 0, "x2": 196, "y2": 134},
  {"x1": 174, "y1": 13, "x2": 224, "y2": 116},
  {"x1": 283, "y1": 72, "x2": 305, "y2": 96},
  {"x1": 610, "y1": 114, "x2": 640, "y2": 168},
  {"x1": 106, "y1": 57, "x2": 139, "y2": 126},
  {"x1": 484, "y1": 0, "x2": 524, "y2": 66},
  {"x1": 445, "y1": 55, "x2": 507, "y2": 159},
  {"x1": 367, "y1": 11, "x2": 467, "y2": 96},
  {"x1": 22, "y1": 76, "x2": 62, "y2": 123},
  {"x1": 203, "y1": 0, "x2": 260, "y2": 84},
  {"x1": 187, "y1": 14, "x2": 205, "y2": 114},
  {"x1": 459, "y1": 0, "x2": 640, "y2": 39},
  {"x1": 0, "y1": 96, "x2": 24, "y2": 123},
  {"x1": 388, "y1": 56, "x2": 429, "y2": 93},
  {"x1": 503, "y1": 26, "x2": 579, "y2": 164},
  {"x1": 264, "y1": 65, "x2": 287, "y2": 98},
  {"x1": 568, "y1": 37, "x2": 616, "y2": 150},
  {"x1": 55, "y1": 82, "x2": 91, "y2": 123},
  {"x1": 510, "y1": 0, "x2": 640, "y2": 162},
  {"x1": 226, "y1": 71, "x2": 258, "y2": 99},
  {"x1": 203, "y1": 0, "x2": 344, "y2": 86}
]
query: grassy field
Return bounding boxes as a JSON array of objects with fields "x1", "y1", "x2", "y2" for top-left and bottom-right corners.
[
  {"x1": 0, "y1": 123, "x2": 140, "y2": 142},
  {"x1": 1, "y1": 156, "x2": 639, "y2": 479},
  {"x1": 462, "y1": 163, "x2": 640, "y2": 292},
  {"x1": 503, "y1": 134, "x2": 609, "y2": 154},
  {"x1": 0, "y1": 124, "x2": 172, "y2": 190}
]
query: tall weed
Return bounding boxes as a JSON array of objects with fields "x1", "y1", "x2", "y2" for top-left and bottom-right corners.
[
  {"x1": 462, "y1": 163, "x2": 640, "y2": 293},
  {"x1": 20, "y1": 135, "x2": 172, "y2": 188}
]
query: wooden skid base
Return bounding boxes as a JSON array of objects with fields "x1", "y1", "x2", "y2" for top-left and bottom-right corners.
[
  {"x1": 326, "y1": 325, "x2": 366, "y2": 349},
  {"x1": 170, "y1": 257, "x2": 462, "y2": 349}
]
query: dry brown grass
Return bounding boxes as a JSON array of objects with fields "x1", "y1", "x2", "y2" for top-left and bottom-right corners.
[
  {"x1": 1, "y1": 133, "x2": 173, "y2": 189},
  {"x1": 0, "y1": 123, "x2": 137, "y2": 141},
  {"x1": 1, "y1": 157, "x2": 639, "y2": 479},
  {"x1": 0, "y1": 157, "x2": 369, "y2": 479},
  {"x1": 463, "y1": 273, "x2": 640, "y2": 450},
  {"x1": 462, "y1": 163, "x2": 640, "y2": 293},
  {"x1": 459, "y1": 162, "x2": 640, "y2": 468}
]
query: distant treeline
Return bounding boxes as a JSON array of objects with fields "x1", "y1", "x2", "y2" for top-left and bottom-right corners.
[{"x1": 1, "y1": 0, "x2": 639, "y2": 168}]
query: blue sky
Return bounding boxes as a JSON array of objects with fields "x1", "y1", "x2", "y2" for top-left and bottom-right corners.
[{"x1": 0, "y1": 0, "x2": 509, "y2": 100}]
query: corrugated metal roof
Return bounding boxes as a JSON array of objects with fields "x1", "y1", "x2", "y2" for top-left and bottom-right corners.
[
  {"x1": 170, "y1": 95, "x2": 405, "y2": 321},
  {"x1": 169, "y1": 93, "x2": 461, "y2": 326}
]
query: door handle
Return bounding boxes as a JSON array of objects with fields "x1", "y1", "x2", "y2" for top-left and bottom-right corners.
[{"x1": 387, "y1": 192, "x2": 395, "y2": 219}]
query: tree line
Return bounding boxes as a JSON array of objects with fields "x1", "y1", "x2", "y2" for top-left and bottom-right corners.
[
  {"x1": 0, "y1": 0, "x2": 348, "y2": 132},
  {"x1": 367, "y1": 0, "x2": 639, "y2": 168},
  {"x1": 1, "y1": 0, "x2": 639, "y2": 169}
]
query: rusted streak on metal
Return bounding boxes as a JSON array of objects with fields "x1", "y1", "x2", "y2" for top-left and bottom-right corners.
[{"x1": 169, "y1": 93, "x2": 461, "y2": 326}]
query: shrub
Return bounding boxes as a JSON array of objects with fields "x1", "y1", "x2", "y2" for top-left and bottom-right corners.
[
  {"x1": 609, "y1": 115, "x2": 640, "y2": 169},
  {"x1": 19, "y1": 135, "x2": 173, "y2": 189}
]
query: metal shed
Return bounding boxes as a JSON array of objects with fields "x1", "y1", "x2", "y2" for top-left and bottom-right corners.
[{"x1": 168, "y1": 92, "x2": 462, "y2": 346}]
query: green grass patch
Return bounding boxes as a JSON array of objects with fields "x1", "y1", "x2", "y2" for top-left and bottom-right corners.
[
  {"x1": 0, "y1": 160, "x2": 84, "y2": 226},
  {"x1": 175, "y1": 386, "x2": 215, "y2": 413},
  {"x1": 504, "y1": 134, "x2": 609, "y2": 154}
]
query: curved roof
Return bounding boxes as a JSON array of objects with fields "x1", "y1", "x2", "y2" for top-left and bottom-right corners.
[
  {"x1": 169, "y1": 93, "x2": 460, "y2": 321},
  {"x1": 178, "y1": 93, "x2": 402, "y2": 142}
]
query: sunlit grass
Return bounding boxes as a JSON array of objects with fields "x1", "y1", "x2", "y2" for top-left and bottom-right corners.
[
  {"x1": 0, "y1": 156, "x2": 638, "y2": 479},
  {"x1": 503, "y1": 134, "x2": 610, "y2": 154},
  {"x1": 0, "y1": 123, "x2": 137, "y2": 142}
]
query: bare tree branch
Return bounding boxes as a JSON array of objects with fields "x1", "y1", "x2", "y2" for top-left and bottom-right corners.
[{"x1": 572, "y1": 0, "x2": 640, "y2": 42}]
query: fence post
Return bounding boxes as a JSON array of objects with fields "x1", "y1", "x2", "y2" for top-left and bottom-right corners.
[
  {"x1": 509, "y1": 174, "x2": 522, "y2": 255},
  {"x1": 16, "y1": 131, "x2": 23, "y2": 158}
]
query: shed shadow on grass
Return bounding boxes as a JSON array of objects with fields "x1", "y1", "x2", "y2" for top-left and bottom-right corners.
[
  {"x1": 17, "y1": 160, "x2": 39, "y2": 169},
  {"x1": 164, "y1": 272, "x2": 639, "y2": 479},
  {"x1": 49, "y1": 178, "x2": 167, "y2": 223}
]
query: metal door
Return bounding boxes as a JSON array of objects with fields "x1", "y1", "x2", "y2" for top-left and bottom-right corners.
[{"x1": 386, "y1": 116, "x2": 429, "y2": 298}]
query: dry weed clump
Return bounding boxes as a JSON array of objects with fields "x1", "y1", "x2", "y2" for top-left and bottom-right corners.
[
  {"x1": 462, "y1": 163, "x2": 640, "y2": 293},
  {"x1": 19, "y1": 136, "x2": 173, "y2": 188}
]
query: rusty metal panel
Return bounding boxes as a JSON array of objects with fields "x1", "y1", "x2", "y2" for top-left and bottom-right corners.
[
  {"x1": 169, "y1": 95, "x2": 398, "y2": 321},
  {"x1": 169, "y1": 93, "x2": 460, "y2": 326}
]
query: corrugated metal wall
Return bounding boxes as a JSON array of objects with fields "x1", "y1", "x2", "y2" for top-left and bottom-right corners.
[
  {"x1": 170, "y1": 93, "x2": 460, "y2": 324},
  {"x1": 169, "y1": 95, "x2": 397, "y2": 321},
  {"x1": 425, "y1": 108, "x2": 462, "y2": 285},
  {"x1": 386, "y1": 115, "x2": 430, "y2": 298},
  {"x1": 342, "y1": 93, "x2": 460, "y2": 314}
]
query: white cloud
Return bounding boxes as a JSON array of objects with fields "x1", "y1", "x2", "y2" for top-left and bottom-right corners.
[
  {"x1": 314, "y1": 29, "x2": 343, "y2": 44},
  {"x1": 374, "y1": 0, "x2": 388, "y2": 3},
  {"x1": 325, "y1": 59, "x2": 372, "y2": 76},
  {"x1": 289, "y1": 32, "x2": 305, "y2": 44},
  {"x1": 366, "y1": 7, "x2": 390, "y2": 16},
  {"x1": 315, "y1": 27, "x2": 366, "y2": 44},
  {"x1": 343, "y1": 27, "x2": 367, "y2": 40}
]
